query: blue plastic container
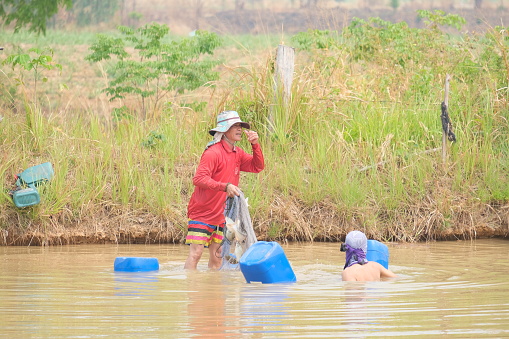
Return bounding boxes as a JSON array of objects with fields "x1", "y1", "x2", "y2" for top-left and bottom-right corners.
[
  {"x1": 16, "y1": 162, "x2": 54, "y2": 188},
  {"x1": 114, "y1": 257, "x2": 159, "y2": 272},
  {"x1": 367, "y1": 239, "x2": 389, "y2": 269},
  {"x1": 240, "y1": 241, "x2": 296, "y2": 284},
  {"x1": 12, "y1": 188, "x2": 41, "y2": 208}
]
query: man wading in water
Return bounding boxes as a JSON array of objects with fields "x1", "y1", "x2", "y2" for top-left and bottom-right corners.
[
  {"x1": 184, "y1": 111, "x2": 265, "y2": 270},
  {"x1": 341, "y1": 230, "x2": 397, "y2": 281}
]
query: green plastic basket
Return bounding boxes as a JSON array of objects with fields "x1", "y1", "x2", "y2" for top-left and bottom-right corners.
[
  {"x1": 15, "y1": 162, "x2": 54, "y2": 188},
  {"x1": 12, "y1": 188, "x2": 41, "y2": 208}
]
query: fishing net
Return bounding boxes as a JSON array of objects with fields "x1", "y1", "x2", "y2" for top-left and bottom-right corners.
[{"x1": 219, "y1": 191, "x2": 258, "y2": 270}]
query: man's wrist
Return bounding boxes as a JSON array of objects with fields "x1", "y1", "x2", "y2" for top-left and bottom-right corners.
[{"x1": 225, "y1": 182, "x2": 231, "y2": 192}]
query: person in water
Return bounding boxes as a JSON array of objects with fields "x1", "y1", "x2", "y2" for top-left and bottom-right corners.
[
  {"x1": 341, "y1": 230, "x2": 397, "y2": 281},
  {"x1": 184, "y1": 110, "x2": 265, "y2": 270}
]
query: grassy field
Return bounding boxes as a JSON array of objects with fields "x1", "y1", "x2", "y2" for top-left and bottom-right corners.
[{"x1": 1, "y1": 10, "x2": 508, "y2": 245}]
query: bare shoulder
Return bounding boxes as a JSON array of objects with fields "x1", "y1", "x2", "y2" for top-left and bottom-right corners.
[
  {"x1": 369, "y1": 262, "x2": 397, "y2": 279},
  {"x1": 342, "y1": 262, "x2": 396, "y2": 282},
  {"x1": 342, "y1": 267, "x2": 355, "y2": 281},
  {"x1": 342, "y1": 264, "x2": 370, "y2": 282}
]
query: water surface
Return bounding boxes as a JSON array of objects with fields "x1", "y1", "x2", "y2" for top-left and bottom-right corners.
[{"x1": 1, "y1": 239, "x2": 508, "y2": 338}]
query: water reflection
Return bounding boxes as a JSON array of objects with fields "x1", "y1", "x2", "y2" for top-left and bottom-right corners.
[
  {"x1": 186, "y1": 270, "x2": 238, "y2": 337},
  {"x1": 239, "y1": 284, "x2": 292, "y2": 335},
  {"x1": 113, "y1": 271, "x2": 159, "y2": 296},
  {"x1": 0, "y1": 240, "x2": 508, "y2": 338},
  {"x1": 342, "y1": 283, "x2": 395, "y2": 337},
  {"x1": 343, "y1": 283, "x2": 375, "y2": 328}
]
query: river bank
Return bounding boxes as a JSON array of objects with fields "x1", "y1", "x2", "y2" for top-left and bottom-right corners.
[
  {"x1": 2, "y1": 191, "x2": 508, "y2": 246},
  {"x1": 1, "y1": 11, "x2": 509, "y2": 246}
]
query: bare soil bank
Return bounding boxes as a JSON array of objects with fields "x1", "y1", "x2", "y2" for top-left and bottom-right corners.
[{"x1": 2, "y1": 198, "x2": 508, "y2": 246}]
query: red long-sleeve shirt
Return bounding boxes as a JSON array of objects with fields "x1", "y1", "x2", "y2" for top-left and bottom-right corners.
[{"x1": 187, "y1": 140, "x2": 265, "y2": 225}]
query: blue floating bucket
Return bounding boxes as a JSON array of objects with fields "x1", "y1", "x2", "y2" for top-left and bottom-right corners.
[
  {"x1": 240, "y1": 241, "x2": 296, "y2": 284},
  {"x1": 114, "y1": 257, "x2": 159, "y2": 272},
  {"x1": 367, "y1": 240, "x2": 389, "y2": 269}
]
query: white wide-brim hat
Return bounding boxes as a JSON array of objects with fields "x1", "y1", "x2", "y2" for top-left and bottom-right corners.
[{"x1": 209, "y1": 110, "x2": 250, "y2": 136}]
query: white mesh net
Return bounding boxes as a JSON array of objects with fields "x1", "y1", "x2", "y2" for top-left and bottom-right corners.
[{"x1": 219, "y1": 191, "x2": 258, "y2": 270}]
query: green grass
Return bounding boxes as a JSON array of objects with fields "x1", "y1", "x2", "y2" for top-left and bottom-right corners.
[{"x1": 1, "y1": 14, "x2": 508, "y2": 244}]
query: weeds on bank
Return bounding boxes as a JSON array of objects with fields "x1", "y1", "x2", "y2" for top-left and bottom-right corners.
[{"x1": 1, "y1": 11, "x2": 508, "y2": 243}]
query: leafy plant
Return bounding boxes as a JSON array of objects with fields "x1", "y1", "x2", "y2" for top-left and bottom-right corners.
[
  {"x1": 341, "y1": 17, "x2": 432, "y2": 65},
  {"x1": 141, "y1": 130, "x2": 166, "y2": 148},
  {"x1": 478, "y1": 25, "x2": 509, "y2": 88},
  {"x1": 2, "y1": 47, "x2": 62, "y2": 106},
  {"x1": 112, "y1": 105, "x2": 134, "y2": 122},
  {"x1": 85, "y1": 22, "x2": 222, "y2": 118},
  {"x1": 291, "y1": 29, "x2": 339, "y2": 51},
  {"x1": 416, "y1": 10, "x2": 467, "y2": 31}
]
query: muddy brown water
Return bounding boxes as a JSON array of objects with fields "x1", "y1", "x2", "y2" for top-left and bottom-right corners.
[{"x1": 1, "y1": 239, "x2": 508, "y2": 338}]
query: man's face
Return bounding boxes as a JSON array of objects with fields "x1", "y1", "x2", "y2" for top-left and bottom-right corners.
[{"x1": 224, "y1": 123, "x2": 244, "y2": 142}]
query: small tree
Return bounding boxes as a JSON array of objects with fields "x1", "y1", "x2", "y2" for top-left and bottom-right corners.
[
  {"x1": 85, "y1": 23, "x2": 222, "y2": 118},
  {"x1": 2, "y1": 47, "x2": 62, "y2": 106}
]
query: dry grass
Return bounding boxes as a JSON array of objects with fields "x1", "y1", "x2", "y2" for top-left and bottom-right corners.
[{"x1": 1, "y1": 189, "x2": 508, "y2": 246}]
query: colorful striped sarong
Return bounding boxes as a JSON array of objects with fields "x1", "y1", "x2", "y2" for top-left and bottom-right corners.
[{"x1": 185, "y1": 220, "x2": 224, "y2": 247}]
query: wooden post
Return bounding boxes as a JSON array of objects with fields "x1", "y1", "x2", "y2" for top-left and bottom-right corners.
[
  {"x1": 274, "y1": 44, "x2": 295, "y2": 104},
  {"x1": 270, "y1": 44, "x2": 295, "y2": 132},
  {"x1": 442, "y1": 74, "x2": 451, "y2": 164}
]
